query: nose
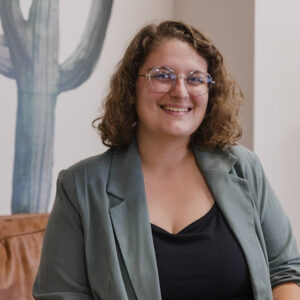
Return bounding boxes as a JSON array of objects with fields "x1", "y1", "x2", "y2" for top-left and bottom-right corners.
[{"x1": 169, "y1": 75, "x2": 189, "y2": 99}]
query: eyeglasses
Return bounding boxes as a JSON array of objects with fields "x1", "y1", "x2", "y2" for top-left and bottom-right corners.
[{"x1": 137, "y1": 66, "x2": 215, "y2": 96}]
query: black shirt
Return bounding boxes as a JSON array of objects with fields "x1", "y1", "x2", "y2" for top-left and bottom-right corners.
[{"x1": 151, "y1": 203, "x2": 254, "y2": 300}]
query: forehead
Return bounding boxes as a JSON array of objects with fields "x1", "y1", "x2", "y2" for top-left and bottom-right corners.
[{"x1": 141, "y1": 39, "x2": 208, "y2": 73}]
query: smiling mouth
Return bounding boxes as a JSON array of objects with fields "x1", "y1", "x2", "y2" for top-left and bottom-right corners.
[{"x1": 160, "y1": 105, "x2": 192, "y2": 112}]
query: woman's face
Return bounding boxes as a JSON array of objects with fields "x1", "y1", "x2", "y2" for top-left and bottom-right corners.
[{"x1": 135, "y1": 39, "x2": 209, "y2": 143}]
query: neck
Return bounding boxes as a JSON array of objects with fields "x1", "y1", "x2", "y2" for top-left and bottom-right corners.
[{"x1": 136, "y1": 132, "x2": 193, "y2": 171}]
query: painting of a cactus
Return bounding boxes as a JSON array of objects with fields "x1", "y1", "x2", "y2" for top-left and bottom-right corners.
[{"x1": 0, "y1": 0, "x2": 113, "y2": 213}]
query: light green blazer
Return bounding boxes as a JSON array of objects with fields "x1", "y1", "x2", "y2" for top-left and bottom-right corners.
[{"x1": 33, "y1": 142, "x2": 300, "y2": 300}]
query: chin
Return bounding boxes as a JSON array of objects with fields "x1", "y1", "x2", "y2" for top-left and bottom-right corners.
[
  {"x1": 160, "y1": 124, "x2": 199, "y2": 138},
  {"x1": 160, "y1": 129, "x2": 194, "y2": 139}
]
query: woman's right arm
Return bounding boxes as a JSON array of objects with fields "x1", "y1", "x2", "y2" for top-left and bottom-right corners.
[{"x1": 33, "y1": 171, "x2": 93, "y2": 300}]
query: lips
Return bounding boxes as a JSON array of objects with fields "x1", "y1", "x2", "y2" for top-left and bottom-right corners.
[{"x1": 160, "y1": 105, "x2": 192, "y2": 112}]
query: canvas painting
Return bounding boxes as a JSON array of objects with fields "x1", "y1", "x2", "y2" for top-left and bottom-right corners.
[{"x1": 0, "y1": 0, "x2": 113, "y2": 213}]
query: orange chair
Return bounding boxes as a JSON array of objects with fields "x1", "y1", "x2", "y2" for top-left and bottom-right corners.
[{"x1": 0, "y1": 214, "x2": 49, "y2": 300}]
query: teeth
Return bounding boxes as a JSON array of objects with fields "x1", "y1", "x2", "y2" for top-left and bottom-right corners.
[{"x1": 162, "y1": 106, "x2": 189, "y2": 112}]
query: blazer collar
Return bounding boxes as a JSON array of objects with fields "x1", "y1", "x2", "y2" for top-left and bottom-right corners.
[
  {"x1": 107, "y1": 142, "x2": 270, "y2": 300},
  {"x1": 192, "y1": 144, "x2": 238, "y2": 173}
]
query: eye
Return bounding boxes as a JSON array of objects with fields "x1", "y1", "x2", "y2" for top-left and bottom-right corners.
[
  {"x1": 152, "y1": 71, "x2": 174, "y2": 82},
  {"x1": 187, "y1": 76, "x2": 204, "y2": 85},
  {"x1": 187, "y1": 75, "x2": 205, "y2": 86}
]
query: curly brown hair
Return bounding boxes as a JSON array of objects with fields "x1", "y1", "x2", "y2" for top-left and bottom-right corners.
[{"x1": 93, "y1": 20, "x2": 244, "y2": 151}]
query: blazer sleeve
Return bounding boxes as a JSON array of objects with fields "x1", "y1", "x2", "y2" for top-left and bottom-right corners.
[
  {"x1": 249, "y1": 153, "x2": 300, "y2": 288},
  {"x1": 33, "y1": 170, "x2": 93, "y2": 300}
]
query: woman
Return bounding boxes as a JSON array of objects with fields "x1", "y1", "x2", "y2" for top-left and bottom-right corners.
[{"x1": 33, "y1": 21, "x2": 300, "y2": 299}]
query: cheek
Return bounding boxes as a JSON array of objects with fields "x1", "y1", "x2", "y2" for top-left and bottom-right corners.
[
  {"x1": 135, "y1": 94, "x2": 151, "y2": 121},
  {"x1": 135, "y1": 100, "x2": 143, "y2": 121},
  {"x1": 202, "y1": 98, "x2": 209, "y2": 112},
  {"x1": 194, "y1": 95, "x2": 209, "y2": 111},
  {"x1": 135, "y1": 86, "x2": 147, "y2": 115},
  {"x1": 193, "y1": 97, "x2": 209, "y2": 128}
]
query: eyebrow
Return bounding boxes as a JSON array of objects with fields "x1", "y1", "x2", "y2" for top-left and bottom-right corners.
[
  {"x1": 146, "y1": 66, "x2": 174, "y2": 72},
  {"x1": 147, "y1": 66, "x2": 208, "y2": 74}
]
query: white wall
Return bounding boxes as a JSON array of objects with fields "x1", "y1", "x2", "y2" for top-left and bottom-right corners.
[
  {"x1": 0, "y1": 0, "x2": 173, "y2": 214},
  {"x1": 174, "y1": 0, "x2": 254, "y2": 150},
  {"x1": 254, "y1": 0, "x2": 300, "y2": 243}
]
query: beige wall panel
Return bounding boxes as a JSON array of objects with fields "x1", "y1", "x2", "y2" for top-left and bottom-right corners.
[{"x1": 174, "y1": 0, "x2": 254, "y2": 149}]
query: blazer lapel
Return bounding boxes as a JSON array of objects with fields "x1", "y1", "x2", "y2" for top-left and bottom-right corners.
[
  {"x1": 107, "y1": 142, "x2": 161, "y2": 300},
  {"x1": 193, "y1": 147, "x2": 270, "y2": 299}
]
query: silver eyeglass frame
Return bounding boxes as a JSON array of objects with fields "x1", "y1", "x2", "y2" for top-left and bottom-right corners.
[{"x1": 137, "y1": 65, "x2": 215, "y2": 96}]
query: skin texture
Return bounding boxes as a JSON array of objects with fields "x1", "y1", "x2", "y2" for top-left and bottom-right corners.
[{"x1": 272, "y1": 282, "x2": 300, "y2": 299}]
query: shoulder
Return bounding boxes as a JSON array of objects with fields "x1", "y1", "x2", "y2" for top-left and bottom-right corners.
[
  {"x1": 66, "y1": 148, "x2": 112, "y2": 173},
  {"x1": 204, "y1": 144, "x2": 267, "y2": 201},
  {"x1": 58, "y1": 148, "x2": 114, "y2": 187},
  {"x1": 54, "y1": 149, "x2": 116, "y2": 211},
  {"x1": 227, "y1": 144, "x2": 271, "y2": 207},
  {"x1": 227, "y1": 144, "x2": 262, "y2": 177},
  {"x1": 70, "y1": 148, "x2": 112, "y2": 172},
  {"x1": 228, "y1": 143, "x2": 257, "y2": 164}
]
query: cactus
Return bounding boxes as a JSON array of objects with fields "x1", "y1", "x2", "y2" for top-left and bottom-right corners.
[{"x1": 0, "y1": 0, "x2": 113, "y2": 213}]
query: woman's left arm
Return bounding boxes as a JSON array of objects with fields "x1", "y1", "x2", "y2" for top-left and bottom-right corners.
[
  {"x1": 272, "y1": 282, "x2": 300, "y2": 299},
  {"x1": 248, "y1": 152, "x2": 300, "y2": 292}
]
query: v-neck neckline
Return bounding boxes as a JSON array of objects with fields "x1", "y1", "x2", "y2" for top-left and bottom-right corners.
[{"x1": 150, "y1": 203, "x2": 217, "y2": 235}]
